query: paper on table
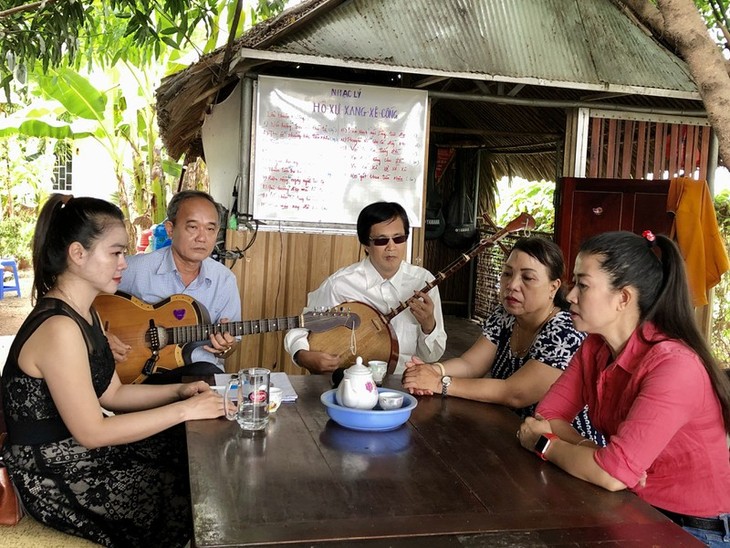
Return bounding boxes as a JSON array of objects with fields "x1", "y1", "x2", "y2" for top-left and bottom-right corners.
[
  {"x1": 213, "y1": 372, "x2": 298, "y2": 402},
  {"x1": 270, "y1": 372, "x2": 298, "y2": 402}
]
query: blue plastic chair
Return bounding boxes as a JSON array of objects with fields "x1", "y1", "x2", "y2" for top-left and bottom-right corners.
[{"x1": 0, "y1": 258, "x2": 21, "y2": 299}]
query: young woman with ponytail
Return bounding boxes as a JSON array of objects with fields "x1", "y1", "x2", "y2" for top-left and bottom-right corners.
[
  {"x1": 517, "y1": 230, "x2": 730, "y2": 546},
  {"x1": 1, "y1": 194, "x2": 225, "y2": 547}
]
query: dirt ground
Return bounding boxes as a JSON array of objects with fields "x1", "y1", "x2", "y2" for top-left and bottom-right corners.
[{"x1": 0, "y1": 268, "x2": 34, "y2": 336}]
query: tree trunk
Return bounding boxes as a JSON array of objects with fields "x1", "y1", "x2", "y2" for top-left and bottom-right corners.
[{"x1": 618, "y1": 0, "x2": 730, "y2": 165}]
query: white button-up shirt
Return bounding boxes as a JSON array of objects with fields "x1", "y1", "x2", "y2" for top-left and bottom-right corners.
[{"x1": 284, "y1": 257, "x2": 447, "y2": 374}]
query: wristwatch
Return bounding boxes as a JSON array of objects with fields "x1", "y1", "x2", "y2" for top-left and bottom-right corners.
[
  {"x1": 534, "y1": 433, "x2": 559, "y2": 461},
  {"x1": 440, "y1": 375, "x2": 452, "y2": 397}
]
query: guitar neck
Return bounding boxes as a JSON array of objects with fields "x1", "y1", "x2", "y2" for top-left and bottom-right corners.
[
  {"x1": 167, "y1": 316, "x2": 301, "y2": 345},
  {"x1": 385, "y1": 212, "x2": 536, "y2": 321}
]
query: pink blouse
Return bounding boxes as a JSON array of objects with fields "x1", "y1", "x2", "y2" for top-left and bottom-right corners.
[{"x1": 537, "y1": 322, "x2": 730, "y2": 517}]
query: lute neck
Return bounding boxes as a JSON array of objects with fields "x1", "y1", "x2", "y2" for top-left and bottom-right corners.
[
  {"x1": 168, "y1": 316, "x2": 300, "y2": 345},
  {"x1": 384, "y1": 212, "x2": 535, "y2": 322}
]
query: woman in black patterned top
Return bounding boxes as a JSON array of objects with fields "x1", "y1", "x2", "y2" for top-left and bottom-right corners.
[
  {"x1": 1, "y1": 194, "x2": 226, "y2": 547},
  {"x1": 403, "y1": 237, "x2": 603, "y2": 445}
]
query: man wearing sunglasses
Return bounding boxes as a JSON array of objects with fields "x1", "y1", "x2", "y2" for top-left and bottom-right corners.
[{"x1": 284, "y1": 201, "x2": 447, "y2": 375}]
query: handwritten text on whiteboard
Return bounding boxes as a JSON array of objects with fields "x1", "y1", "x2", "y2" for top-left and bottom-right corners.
[{"x1": 252, "y1": 75, "x2": 427, "y2": 226}]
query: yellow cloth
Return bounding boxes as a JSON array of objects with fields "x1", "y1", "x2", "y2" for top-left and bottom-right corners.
[{"x1": 667, "y1": 177, "x2": 729, "y2": 307}]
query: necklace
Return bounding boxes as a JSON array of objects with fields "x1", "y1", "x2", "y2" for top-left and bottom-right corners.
[
  {"x1": 56, "y1": 285, "x2": 86, "y2": 318},
  {"x1": 511, "y1": 306, "x2": 557, "y2": 357}
]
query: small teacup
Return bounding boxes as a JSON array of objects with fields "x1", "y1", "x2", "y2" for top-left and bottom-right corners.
[
  {"x1": 268, "y1": 386, "x2": 283, "y2": 413},
  {"x1": 378, "y1": 392, "x2": 404, "y2": 410},
  {"x1": 368, "y1": 360, "x2": 388, "y2": 386}
]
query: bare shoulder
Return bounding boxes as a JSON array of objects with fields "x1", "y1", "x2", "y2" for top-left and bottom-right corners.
[{"x1": 24, "y1": 314, "x2": 86, "y2": 361}]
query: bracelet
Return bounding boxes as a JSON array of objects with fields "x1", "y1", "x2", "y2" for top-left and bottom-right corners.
[
  {"x1": 576, "y1": 439, "x2": 592, "y2": 447},
  {"x1": 434, "y1": 362, "x2": 445, "y2": 376}
]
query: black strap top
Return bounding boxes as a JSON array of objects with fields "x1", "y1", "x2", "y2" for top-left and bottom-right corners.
[{"x1": 1, "y1": 298, "x2": 115, "y2": 445}]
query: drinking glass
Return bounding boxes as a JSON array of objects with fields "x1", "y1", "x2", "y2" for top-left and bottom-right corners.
[{"x1": 224, "y1": 368, "x2": 270, "y2": 430}]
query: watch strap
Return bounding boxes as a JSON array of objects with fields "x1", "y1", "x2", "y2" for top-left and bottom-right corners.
[
  {"x1": 535, "y1": 433, "x2": 559, "y2": 460},
  {"x1": 440, "y1": 375, "x2": 451, "y2": 397}
]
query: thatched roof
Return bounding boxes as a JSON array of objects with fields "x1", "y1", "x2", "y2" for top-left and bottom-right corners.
[{"x1": 156, "y1": 0, "x2": 703, "y2": 181}]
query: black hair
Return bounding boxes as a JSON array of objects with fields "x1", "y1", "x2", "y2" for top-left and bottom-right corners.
[
  {"x1": 579, "y1": 231, "x2": 730, "y2": 431},
  {"x1": 166, "y1": 190, "x2": 222, "y2": 225},
  {"x1": 510, "y1": 236, "x2": 570, "y2": 310},
  {"x1": 356, "y1": 202, "x2": 410, "y2": 246},
  {"x1": 32, "y1": 194, "x2": 125, "y2": 302}
]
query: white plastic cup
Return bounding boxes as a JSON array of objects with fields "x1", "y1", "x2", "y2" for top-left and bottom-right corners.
[
  {"x1": 368, "y1": 360, "x2": 388, "y2": 385},
  {"x1": 378, "y1": 392, "x2": 404, "y2": 410},
  {"x1": 268, "y1": 386, "x2": 283, "y2": 413}
]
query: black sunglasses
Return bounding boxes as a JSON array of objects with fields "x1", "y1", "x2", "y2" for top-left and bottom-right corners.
[{"x1": 369, "y1": 234, "x2": 409, "y2": 246}]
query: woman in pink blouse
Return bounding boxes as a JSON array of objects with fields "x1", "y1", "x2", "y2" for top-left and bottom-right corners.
[{"x1": 517, "y1": 230, "x2": 730, "y2": 546}]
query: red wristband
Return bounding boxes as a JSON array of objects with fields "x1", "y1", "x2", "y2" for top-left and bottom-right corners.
[{"x1": 534, "y1": 433, "x2": 559, "y2": 461}]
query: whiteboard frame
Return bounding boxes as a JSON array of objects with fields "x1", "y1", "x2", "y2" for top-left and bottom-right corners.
[{"x1": 248, "y1": 75, "x2": 428, "y2": 233}]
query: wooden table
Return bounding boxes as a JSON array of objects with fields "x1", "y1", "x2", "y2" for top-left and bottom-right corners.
[{"x1": 186, "y1": 375, "x2": 701, "y2": 547}]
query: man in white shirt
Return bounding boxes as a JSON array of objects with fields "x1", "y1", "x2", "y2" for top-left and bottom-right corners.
[{"x1": 284, "y1": 201, "x2": 447, "y2": 375}]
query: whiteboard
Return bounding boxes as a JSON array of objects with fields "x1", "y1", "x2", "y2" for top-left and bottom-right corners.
[{"x1": 252, "y1": 75, "x2": 427, "y2": 227}]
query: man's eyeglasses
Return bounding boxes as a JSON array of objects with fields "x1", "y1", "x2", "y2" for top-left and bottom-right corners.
[{"x1": 369, "y1": 234, "x2": 409, "y2": 246}]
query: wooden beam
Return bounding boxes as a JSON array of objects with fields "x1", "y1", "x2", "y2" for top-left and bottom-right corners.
[{"x1": 431, "y1": 126, "x2": 559, "y2": 138}]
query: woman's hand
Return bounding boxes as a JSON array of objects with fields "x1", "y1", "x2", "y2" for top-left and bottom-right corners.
[
  {"x1": 517, "y1": 414, "x2": 553, "y2": 451},
  {"x1": 176, "y1": 380, "x2": 212, "y2": 400},
  {"x1": 402, "y1": 356, "x2": 440, "y2": 396},
  {"x1": 181, "y1": 389, "x2": 226, "y2": 421}
]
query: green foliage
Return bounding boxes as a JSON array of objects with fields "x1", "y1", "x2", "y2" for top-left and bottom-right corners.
[
  {"x1": 0, "y1": 135, "x2": 53, "y2": 219},
  {"x1": 0, "y1": 0, "x2": 288, "y2": 262},
  {"x1": 0, "y1": 0, "x2": 218, "y2": 94},
  {"x1": 712, "y1": 190, "x2": 730, "y2": 366},
  {"x1": 495, "y1": 177, "x2": 555, "y2": 232},
  {"x1": 0, "y1": 1, "x2": 87, "y2": 81},
  {"x1": 0, "y1": 133, "x2": 51, "y2": 268},
  {"x1": 0, "y1": 214, "x2": 34, "y2": 266},
  {"x1": 250, "y1": 0, "x2": 287, "y2": 26},
  {"x1": 0, "y1": 0, "x2": 289, "y2": 94},
  {"x1": 36, "y1": 70, "x2": 108, "y2": 121}
]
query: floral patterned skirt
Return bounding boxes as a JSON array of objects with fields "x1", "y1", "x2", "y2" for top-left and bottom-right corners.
[{"x1": 3, "y1": 425, "x2": 191, "y2": 548}]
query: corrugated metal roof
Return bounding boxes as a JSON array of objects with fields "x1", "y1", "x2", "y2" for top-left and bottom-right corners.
[
  {"x1": 245, "y1": 0, "x2": 697, "y2": 100},
  {"x1": 157, "y1": 0, "x2": 702, "y2": 164}
]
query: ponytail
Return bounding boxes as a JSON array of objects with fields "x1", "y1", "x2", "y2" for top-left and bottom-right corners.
[
  {"x1": 647, "y1": 235, "x2": 730, "y2": 432},
  {"x1": 32, "y1": 195, "x2": 69, "y2": 302}
]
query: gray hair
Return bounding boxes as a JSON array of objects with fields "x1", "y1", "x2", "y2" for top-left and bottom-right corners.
[{"x1": 166, "y1": 190, "x2": 223, "y2": 225}]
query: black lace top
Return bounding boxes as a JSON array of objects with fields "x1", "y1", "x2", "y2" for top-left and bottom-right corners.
[{"x1": 2, "y1": 298, "x2": 115, "y2": 445}]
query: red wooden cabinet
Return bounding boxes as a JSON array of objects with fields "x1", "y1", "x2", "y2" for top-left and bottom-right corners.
[{"x1": 556, "y1": 177, "x2": 674, "y2": 281}]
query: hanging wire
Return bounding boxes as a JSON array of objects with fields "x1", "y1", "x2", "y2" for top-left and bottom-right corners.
[{"x1": 215, "y1": 215, "x2": 261, "y2": 269}]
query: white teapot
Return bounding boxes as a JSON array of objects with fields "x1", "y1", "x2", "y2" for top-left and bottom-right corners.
[{"x1": 335, "y1": 357, "x2": 379, "y2": 409}]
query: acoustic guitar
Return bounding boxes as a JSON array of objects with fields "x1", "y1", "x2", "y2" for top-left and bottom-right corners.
[
  {"x1": 308, "y1": 212, "x2": 536, "y2": 372},
  {"x1": 93, "y1": 292, "x2": 360, "y2": 384}
]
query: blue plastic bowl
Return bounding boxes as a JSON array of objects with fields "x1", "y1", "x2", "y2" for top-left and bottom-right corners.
[{"x1": 320, "y1": 388, "x2": 417, "y2": 432}]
